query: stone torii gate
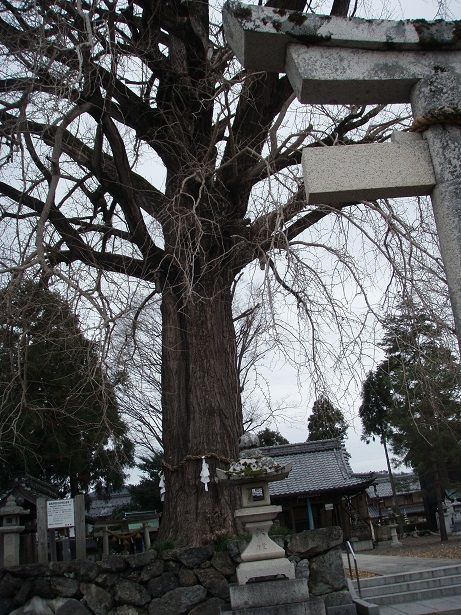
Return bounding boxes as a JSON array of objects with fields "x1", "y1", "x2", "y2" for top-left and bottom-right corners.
[{"x1": 223, "y1": 1, "x2": 461, "y2": 346}]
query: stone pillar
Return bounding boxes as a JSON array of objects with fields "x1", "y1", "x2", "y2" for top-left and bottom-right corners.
[
  {"x1": 74, "y1": 494, "x2": 86, "y2": 560},
  {"x1": 411, "y1": 72, "x2": 461, "y2": 351},
  {"x1": 36, "y1": 498, "x2": 48, "y2": 564},
  {"x1": 143, "y1": 523, "x2": 151, "y2": 550},
  {"x1": 48, "y1": 529, "x2": 57, "y2": 562},
  {"x1": 0, "y1": 496, "x2": 28, "y2": 567},
  {"x1": 102, "y1": 526, "x2": 110, "y2": 558},
  {"x1": 61, "y1": 536, "x2": 71, "y2": 561}
]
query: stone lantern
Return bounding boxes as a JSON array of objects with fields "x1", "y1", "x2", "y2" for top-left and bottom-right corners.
[
  {"x1": 216, "y1": 454, "x2": 295, "y2": 585},
  {"x1": 0, "y1": 495, "x2": 28, "y2": 566}
]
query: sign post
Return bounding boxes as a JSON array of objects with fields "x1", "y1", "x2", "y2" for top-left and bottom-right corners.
[
  {"x1": 36, "y1": 495, "x2": 86, "y2": 562},
  {"x1": 47, "y1": 499, "x2": 75, "y2": 529}
]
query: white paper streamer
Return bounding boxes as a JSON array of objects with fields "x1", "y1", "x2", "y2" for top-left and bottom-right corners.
[
  {"x1": 200, "y1": 456, "x2": 210, "y2": 492},
  {"x1": 159, "y1": 472, "x2": 165, "y2": 502}
]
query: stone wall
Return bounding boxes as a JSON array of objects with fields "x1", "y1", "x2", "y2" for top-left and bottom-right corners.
[{"x1": 0, "y1": 528, "x2": 351, "y2": 615}]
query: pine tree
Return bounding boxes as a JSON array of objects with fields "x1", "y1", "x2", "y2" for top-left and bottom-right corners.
[
  {"x1": 307, "y1": 396, "x2": 348, "y2": 442},
  {"x1": 0, "y1": 279, "x2": 134, "y2": 495}
]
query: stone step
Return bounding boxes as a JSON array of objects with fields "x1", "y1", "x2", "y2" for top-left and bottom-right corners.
[
  {"x1": 222, "y1": 603, "x2": 322, "y2": 615},
  {"x1": 222, "y1": 593, "x2": 327, "y2": 615},
  {"x1": 353, "y1": 564, "x2": 461, "y2": 589},
  {"x1": 368, "y1": 582, "x2": 461, "y2": 606},
  {"x1": 360, "y1": 573, "x2": 461, "y2": 599}
]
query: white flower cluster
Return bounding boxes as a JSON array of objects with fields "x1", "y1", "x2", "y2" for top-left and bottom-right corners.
[{"x1": 227, "y1": 456, "x2": 284, "y2": 476}]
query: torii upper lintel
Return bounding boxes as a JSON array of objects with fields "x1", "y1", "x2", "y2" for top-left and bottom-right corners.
[{"x1": 223, "y1": 1, "x2": 461, "y2": 73}]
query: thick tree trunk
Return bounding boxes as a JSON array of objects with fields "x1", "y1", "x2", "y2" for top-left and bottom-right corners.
[{"x1": 159, "y1": 280, "x2": 243, "y2": 545}]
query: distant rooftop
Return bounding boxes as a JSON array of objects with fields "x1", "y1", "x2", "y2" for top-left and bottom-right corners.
[
  {"x1": 259, "y1": 438, "x2": 374, "y2": 498},
  {"x1": 88, "y1": 487, "x2": 132, "y2": 519},
  {"x1": 366, "y1": 472, "x2": 421, "y2": 499}
]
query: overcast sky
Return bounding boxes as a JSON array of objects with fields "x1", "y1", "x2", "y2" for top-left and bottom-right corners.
[{"x1": 358, "y1": 0, "x2": 458, "y2": 20}]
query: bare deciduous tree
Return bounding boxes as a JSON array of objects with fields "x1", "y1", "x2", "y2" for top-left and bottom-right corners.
[{"x1": 0, "y1": 0, "x2": 449, "y2": 543}]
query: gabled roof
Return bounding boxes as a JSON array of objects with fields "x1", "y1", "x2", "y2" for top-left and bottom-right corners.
[
  {"x1": 88, "y1": 487, "x2": 132, "y2": 518},
  {"x1": 259, "y1": 439, "x2": 374, "y2": 499}
]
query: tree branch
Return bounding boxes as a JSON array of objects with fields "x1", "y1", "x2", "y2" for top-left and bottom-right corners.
[
  {"x1": 0, "y1": 110, "x2": 168, "y2": 219},
  {"x1": 0, "y1": 181, "x2": 168, "y2": 281}
]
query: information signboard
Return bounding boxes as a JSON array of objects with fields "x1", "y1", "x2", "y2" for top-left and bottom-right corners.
[{"x1": 47, "y1": 499, "x2": 75, "y2": 529}]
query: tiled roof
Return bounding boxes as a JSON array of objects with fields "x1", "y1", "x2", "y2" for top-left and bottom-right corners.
[
  {"x1": 258, "y1": 439, "x2": 374, "y2": 498},
  {"x1": 366, "y1": 473, "x2": 421, "y2": 499},
  {"x1": 88, "y1": 488, "x2": 132, "y2": 518},
  {"x1": 368, "y1": 505, "x2": 383, "y2": 519}
]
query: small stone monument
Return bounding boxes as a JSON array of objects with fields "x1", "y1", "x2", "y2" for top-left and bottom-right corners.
[
  {"x1": 0, "y1": 495, "x2": 28, "y2": 567},
  {"x1": 389, "y1": 523, "x2": 402, "y2": 548}
]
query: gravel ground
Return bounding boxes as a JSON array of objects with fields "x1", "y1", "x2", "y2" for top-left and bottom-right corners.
[{"x1": 363, "y1": 533, "x2": 461, "y2": 559}]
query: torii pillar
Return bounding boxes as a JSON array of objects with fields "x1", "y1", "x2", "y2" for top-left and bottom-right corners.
[
  {"x1": 223, "y1": 1, "x2": 461, "y2": 346},
  {"x1": 412, "y1": 72, "x2": 461, "y2": 334}
]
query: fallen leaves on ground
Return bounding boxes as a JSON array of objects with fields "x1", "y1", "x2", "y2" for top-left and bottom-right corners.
[
  {"x1": 345, "y1": 569, "x2": 379, "y2": 579},
  {"x1": 366, "y1": 534, "x2": 461, "y2": 560}
]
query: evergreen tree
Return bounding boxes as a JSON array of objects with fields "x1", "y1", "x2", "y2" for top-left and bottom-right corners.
[
  {"x1": 360, "y1": 306, "x2": 461, "y2": 540},
  {"x1": 130, "y1": 453, "x2": 164, "y2": 513},
  {"x1": 360, "y1": 368, "x2": 393, "y2": 445},
  {"x1": 360, "y1": 367, "x2": 403, "y2": 533},
  {"x1": 0, "y1": 279, "x2": 134, "y2": 495},
  {"x1": 256, "y1": 428, "x2": 289, "y2": 447},
  {"x1": 307, "y1": 396, "x2": 348, "y2": 442}
]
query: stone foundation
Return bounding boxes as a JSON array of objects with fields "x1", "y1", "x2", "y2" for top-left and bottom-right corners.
[{"x1": 0, "y1": 528, "x2": 352, "y2": 615}]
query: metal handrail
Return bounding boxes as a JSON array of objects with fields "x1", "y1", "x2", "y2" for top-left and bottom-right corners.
[{"x1": 345, "y1": 540, "x2": 362, "y2": 597}]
